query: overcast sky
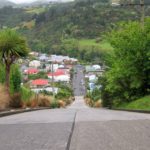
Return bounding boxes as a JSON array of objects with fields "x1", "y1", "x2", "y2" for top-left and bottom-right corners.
[
  {"x1": 9, "y1": 0, "x2": 37, "y2": 3},
  {"x1": 9, "y1": 0, "x2": 73, "y2": 4}
]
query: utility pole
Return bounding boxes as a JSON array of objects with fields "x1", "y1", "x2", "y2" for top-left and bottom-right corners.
[
  {"x1": 51, "y1": 61, "x2": 55, "y2": 100},
  {"x1": 119, "y1": 0, "x2": 146, "y2": 27},
  {"x1": 140, "y1": 0, "x2": 145, "y2": 28}
]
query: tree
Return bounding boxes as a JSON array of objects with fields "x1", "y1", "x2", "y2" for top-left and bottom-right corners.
[
  {"x1": 0, "y1": 64, "x2": 5, "y2": 84},
  {"x1": 10, "y1": 64, "x2": 21, "y2": 95},
  {"x1": 102, "y1": 20, "x2": 150, "y2": 106},
  {"x1": 0, "y1": 29, "x2": 29, "y2": 93}
]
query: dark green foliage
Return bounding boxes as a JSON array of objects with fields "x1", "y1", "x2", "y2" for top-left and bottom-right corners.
[
  {"x1": 87, "y1": 88, "x2": 101, "y2": 102},
  {"x1": 0, "y1": 28, "x2": 29, "y2": 93},
  {"x1": 55, "y1": 84, "x2": 73, "y2": 99},
  {"x1": 0, "y1": 6, "x2": 33, "y2": 27},
  {"x1": 40, "y1": 90, "x2": 53, "y2": 96},
  {"x1": 0, "y1": 1, "x2": 144, "y2": 61},
  {"x1": 10, "y1": 65, "x2": 21, "y2": 95},
  {"x1": 28, "y1": 71, "x2": 48, "y2": 80},
  {"x1": 0, "y1": 64, "x2": 5, "y2": 84},
  {"x1": 21, "y1": 86, "x2": 34, "y2": 102},
  {"x1": 101, "y1": 20, "x2": 150, "y2": 107},
  {"x1": 50, "y1": 100, "x2": 59, "y2": 108},
  {"x1": 9, "y1": 93, "x2": 22, "y2": 108}
]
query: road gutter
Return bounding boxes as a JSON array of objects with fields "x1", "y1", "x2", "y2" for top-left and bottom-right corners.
[{"x1": 0, "y1": 107, "x2": 50, "y2": 118}]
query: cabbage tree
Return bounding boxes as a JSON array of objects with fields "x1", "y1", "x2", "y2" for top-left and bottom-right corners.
[{"x1": 0, "y1": 29, "x2": 29, "y2": 93}]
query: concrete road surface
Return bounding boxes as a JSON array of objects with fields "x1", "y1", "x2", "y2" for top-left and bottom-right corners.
[
  {"x1": 0, "y1": 64, "x2": 150, "y2": 150},
  {"x1": 0, "y1": 101, "x2": 150, "y2": 150},
  {"x1": 72, "y1": 65, "x2": 86, "y2": 96}
]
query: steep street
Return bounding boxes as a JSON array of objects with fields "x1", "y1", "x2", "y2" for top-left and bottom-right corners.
[
  {"x1": 0, "y1": 65, "x2": 150, "y2": 150},
  {"x1": 0, "y1": 106, "x2": 150, "y2": 150}
]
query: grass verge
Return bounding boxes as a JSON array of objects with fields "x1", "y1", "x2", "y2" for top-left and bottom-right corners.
[{"x1": 115, "y1": 95, "x2": 150, "y2": 111}]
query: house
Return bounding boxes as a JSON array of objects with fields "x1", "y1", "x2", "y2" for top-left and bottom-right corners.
[
  {"x1": 39, "y1": 54, "x2": 49, "y2": 62},
  {"x1": 31, "y1": 87, "x2": 59, "y2": 94},
  {"x1": 89, "y1": 82, "x2": 95, "y2": 91},
  {"x1": 48, "y1": 69, "x2": 65, "y2": 77},
  {"x1": 89, "y1": 74, "x2": 97, "y2": 83},
  {"x1": 49, "y1": 55, "x2": 78, "y2": 64},
  {"x1": 111, "y1": 0, "x2": 120, "y2": 6},
  {"x1": 24, "y1": 68, "x2": 39, "y2": 75},
  {"x1": 92, "y1": 65, "x2": 101, "y2": 70},
  {"x1": 31, "y1": 79, "x2": 49, "y2": 88},
  {"x1": 29, "y1": 60, "x2": 41, "y2": 68},
  {"x1": 47, "y1": 69, "x2": 70, "y2": 82},
  {"x1": 20, "y1": 65, "x2": 28, "y2": 73},
  {"x1": 50, "y1": 64, "x2": 59, "y2": 72},
  {"x1": 86, "y1": 66, "x2": 96, "y2": 72},
  {"x1": 55, "y1": 75, "x2": 70, "y2": 82},
  {"x1": 29, "y1": 52, "x2": 39, "y2": 57}
]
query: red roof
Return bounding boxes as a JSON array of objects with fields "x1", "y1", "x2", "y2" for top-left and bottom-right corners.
[
  {"x1": 32, "y1": 79, "x2": 48, "y2": 86},
  {"x1": 48, "y1": 69, "x2": 65, "y2": 77},
  {"x1": 25, "y1": 68, "x2": 38, "y2": 74}
]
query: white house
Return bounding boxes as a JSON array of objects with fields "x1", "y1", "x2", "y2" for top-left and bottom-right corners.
[
  {"x1": 39, "y1": 54, "x2": 49, "y2": 62},
  {"x1": 31, "y1": 87, "x2": 59, "y2": 94},
  {"x1": 89, "y1": 74, "x2": 97, "y2": 83},
  {"x1": 48, "y1": 69, "x2": 70, "y2": 82},
  {"x1": 92, "y1": 65, "x2": 101, "y2": 70},
  {"x1": 29, "y1": 60, "x2": 41, "y2": 68},
  {"x1": 55, "y1": 75, "x2": 70, "y2": 82}
]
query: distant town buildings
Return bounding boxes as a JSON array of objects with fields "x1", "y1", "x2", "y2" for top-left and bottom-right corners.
[
  {"x1": 85, "y1": 64, "x2": 104, "y2": 91},
  {"x1": 20, "y1": 52, "x2": 78, "y2": 94}
]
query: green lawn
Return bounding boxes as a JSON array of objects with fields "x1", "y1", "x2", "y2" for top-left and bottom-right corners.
[
  {"x1": 25, "y1": 7, "x2": 46, "y2": 14},
  {"x1": 63, "y1": 38, "x2": 113, "y2": 52},
  {"x1": 116, "y1": 95, "x2": 150, "y2": 111},
  {"x1": 99, "y1": 40, "x2": 114, "y2": 51}
]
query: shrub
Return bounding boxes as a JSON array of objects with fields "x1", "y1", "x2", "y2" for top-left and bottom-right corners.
[
  {"x1": 9, "y1": 93, "x2": 22, "y2": 108},
  {"x1": 50, "y1": 100, "x2": 59, "y2": 108},
  {"x1": 38, "y1": 95, "x2": 51, "y2": 107},
  {"x1": 21, "y1": 86, "x2": 34, "y2": 102},
  {"x1": 10, "y1": 64, "x2": 21, "y2": 95},
  {"x1": 55, "y1": 86, "x2": 73, "y2": 100},
  {"x1": 28, "y1": 71, "x2": 48, "y2": 80},
  {"x1": 86, "y1": 88, "x2": 102, "y2": 107},
  {"x1": 58, "y1": 100, "x2": 66, "y2": 108}
]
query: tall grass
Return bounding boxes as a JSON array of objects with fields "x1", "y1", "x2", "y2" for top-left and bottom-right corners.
[
  {"x1": 21, "y1": 86, "x2": 34, "y2": 102},
  {"x1": 0, "y1": 84, "x2": 10, "y2": 109}
]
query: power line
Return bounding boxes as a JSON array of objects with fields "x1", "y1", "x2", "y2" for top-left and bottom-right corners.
[
  {"x1": 120, "y1": 0, "x2": 146, "y2": 27},
  {"x1": 111, "y1": 0, "x2": 149, "y2": 27}
]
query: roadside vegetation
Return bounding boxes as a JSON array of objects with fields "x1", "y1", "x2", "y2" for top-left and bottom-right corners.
[
  {"x1": 114, "y1": 95, "x2": 150, "y2": 111},
  {"x1": 85, "y1": 88, "x2": 102, "y2": 108},
  {"x1": 0, "y1": 29, "x2": 73, "y2": 110},
  {"x1": 101, "y1": 20, "x2": 150, "y2": 110}
]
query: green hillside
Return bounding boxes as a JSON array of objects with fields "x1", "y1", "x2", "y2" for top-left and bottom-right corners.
[{"x1": 0, "y1": 0, "x2": 149, "y2": 61}]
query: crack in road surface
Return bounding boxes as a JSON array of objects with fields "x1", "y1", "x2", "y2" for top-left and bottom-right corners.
[
  {"x1": 66, "y1": 111, "x2": 77, "y2": 150},
  {"x1": 0, "y1": 101, "x2": 150, "y2": 150}
]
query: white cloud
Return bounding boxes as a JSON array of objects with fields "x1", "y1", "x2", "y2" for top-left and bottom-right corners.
[
  {"x1": 9, "y1": 0, "x2": 37, "y2": 4},
  {"x1": 9, "y1": 0, "x2": 74, "y2": 4}
]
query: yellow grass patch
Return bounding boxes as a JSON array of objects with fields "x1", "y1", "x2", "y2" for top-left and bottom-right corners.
[{"x1": 0, "y1": 84, "x2": 10, "y2": 110}]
